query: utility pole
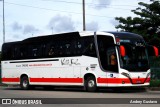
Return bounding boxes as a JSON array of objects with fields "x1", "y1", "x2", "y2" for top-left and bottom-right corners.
[
  {"x1": 2, "y1": 0, "x2": 5, "y2": 43},
  {"x1": 82, "y1": 0, "x2": 86, "y2": 31}
]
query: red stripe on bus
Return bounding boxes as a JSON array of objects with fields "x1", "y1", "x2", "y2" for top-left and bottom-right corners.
[
  {"x1": 2, "y1": 78, "x2": 20, "y2": 82},
  {"x1": 2, "y1": 77, "x2": 150, "y2": 84},
  {"x1": 145, "y1": 78, "x2": 150, "y2": 82},
  {"x1": 97, "y1": 78, "x2": 150, "y2": 84},
  {"x1": 30, "y1": 78, "x2": 83, "y2": 83},
  {"x1": 97, "y1": 78, "x2": 130, "y2": 84}
]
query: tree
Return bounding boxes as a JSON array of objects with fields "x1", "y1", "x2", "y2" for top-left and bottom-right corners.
[{"x1": 115, "y1": 1, "x2": 160, "y2": 45}]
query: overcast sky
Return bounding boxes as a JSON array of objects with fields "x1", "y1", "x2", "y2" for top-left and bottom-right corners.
[{"x1": 0, "y1": 0, "x2": 151, "y2": 48}]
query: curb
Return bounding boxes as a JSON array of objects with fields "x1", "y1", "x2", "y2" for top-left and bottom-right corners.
[
  {"x1": 1, "y1": 84, "x2": 160, "y2": 91},
  {"x1": 0, "y1": 84, "x2": 19, "y2": 88},
  {"x1": 0, "y1": 83, "x2": 8, "y2": 87},
  {"x1": 148, "y1": 87, "x2": 160, "y2": 91}
]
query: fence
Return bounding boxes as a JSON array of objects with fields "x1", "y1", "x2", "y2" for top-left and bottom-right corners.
[
  {"x1": 149, "y1": 57, "x2": 160, "y2": 80},
  {"x1": 151, "y1": 68, "x2": 160, "y2": 79}
]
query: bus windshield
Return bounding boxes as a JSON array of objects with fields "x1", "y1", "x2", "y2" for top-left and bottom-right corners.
[{"x1": 119, "y1": 42, "x2": 149, "y2": 72}]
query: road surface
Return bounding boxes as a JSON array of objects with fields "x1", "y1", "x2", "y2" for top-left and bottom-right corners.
[{"x1": 0, "y1": 86, "x2": 160, "y2": 107}]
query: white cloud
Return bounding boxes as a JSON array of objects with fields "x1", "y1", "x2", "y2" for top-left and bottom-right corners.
[
  {"x1": 23, "y1": 25, "x2": 39, "y2": 34},
  {"x1": 86, "y1": 21, "x2": 99, "y2": 31},
  {"x1": 47, "y1": 14, "x2": 75, "y2": 33},
  {"x1": 12, "y1": 22, "x2": 23, "y2": 31},
  {"x1": 92, "y1": 0, "x2": 112, "y2": 10},
  {"x1": 13, "y1": 34, "x2": 20, "y2": 39},
  {"x1": 110, "y1": 19, "x2": 119, "y2": 26}
]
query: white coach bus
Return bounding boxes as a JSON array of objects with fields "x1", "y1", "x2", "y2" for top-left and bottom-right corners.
[{"x1": 1, "y1": 31, "x2": 158, "y2": 92}]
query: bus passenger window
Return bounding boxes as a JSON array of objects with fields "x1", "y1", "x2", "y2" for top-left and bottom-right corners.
[
  {"x1": 90, "y1": 43, "x2": 93, "y2": 50},
  {"x1": 65, "y1": 43, "x2": 71, "y2": 55},
  {"x1": 48, "y1": 47, "x2": 54, "y2": 56},
  {"x1": 59, "y1": 45, "x2": 63, "y2": 55},
  {"x1": 32, "y1": 48, "x2": 38, "y2": 57},
  {"x1": 76, "y1": 41, "x2": 82, "y2": 55},
  {"x1": 77, "y1": 42, "x2": 82, "y2": 48},
  {"x1": 20, "y1": 52, "x2": 24, "y2": 57},
  {"x1": 19, "y1": 47, "x2": 27, "y2": 58},
  {"x1": 66, "y1": 43, "x2": 70, "y2": 48}
]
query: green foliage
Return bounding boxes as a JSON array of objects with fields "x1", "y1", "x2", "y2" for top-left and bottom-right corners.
[
  {"x1": 150, "y1": 80, "x2": 160, "y2": 87},
  {"x1": 149, "y1": 57, "x2": 160, "y2": 80},
  {"x1": 149, "y1": 57, "x2": 160, "y2": 87},
  {"x1": 115, "y1": 1, "x2": 160, "y2": 45},
  {"x1": 149, "y1": 57, "x2": 160, "y2": 67}
]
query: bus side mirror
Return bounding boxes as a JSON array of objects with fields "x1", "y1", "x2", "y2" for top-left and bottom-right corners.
[
  {"x1": 120, "y1": 45, "x2": 126, "y2": 57},
  {"x1": 153, "y1": 46, "x2": 159, "y2": 57},
  {"x1": 147, "y1": 45, "x2": 159, "y2": 57}
]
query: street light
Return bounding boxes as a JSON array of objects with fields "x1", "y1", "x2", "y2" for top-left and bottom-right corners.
[
  {"x1": 3, "y1": 0, "x2": 5, "y2": 43},
  {"x1": 82, "y1": 0, "x2": 86, "y2": 31},
  {"x1": 0, "y1": 0, "x2": 5, "y2": 43}
]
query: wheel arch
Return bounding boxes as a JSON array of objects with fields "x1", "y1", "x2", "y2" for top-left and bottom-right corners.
[
  {"x1": 20, "y1": 74, "x2": 29, "y2": 82},
  {"x1": 83, "y1": 73, "x2": 97, "y2": 85}
]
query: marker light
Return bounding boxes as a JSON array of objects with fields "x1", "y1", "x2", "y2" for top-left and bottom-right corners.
[
  {"x1": 120, "y1": 45, "x2": 126, "y2": 57},
  {"x1": 153, "y1": 46, "x2": 159, "y2": 57}
]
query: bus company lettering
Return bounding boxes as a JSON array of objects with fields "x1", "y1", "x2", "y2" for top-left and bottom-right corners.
[
  {"x1": 16, "y1": 64, "x2": 28, "y2": 67},
  {"x1": 61, "y1": 58, "x2": 80, "y2": 65},
  {"x1": 29, "y1": 64, "x2": 52, "y2": 67}
]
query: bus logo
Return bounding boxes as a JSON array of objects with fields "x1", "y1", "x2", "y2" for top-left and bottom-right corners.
[{"x1": 2, "y1": 99, "x2": 11, "y2": 104}]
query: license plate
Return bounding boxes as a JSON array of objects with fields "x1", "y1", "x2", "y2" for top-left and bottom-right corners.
[{"x1": 136, "y1": 80, "x2": 141, "y2": 83}]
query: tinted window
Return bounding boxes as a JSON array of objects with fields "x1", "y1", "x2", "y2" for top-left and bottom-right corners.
[
  {"x1": 13, "y1": 45, "x2": 28, "y2": 59},
  {"x1": 1, "y1": 36, "x2": 97, "y2": 60},
  {"x1": 2, "y1": 44, "x2": 12, "y2": 60},
  {"x1": 97, "y1": 35, "x2": 118, "y2": 72},
  {"x1": 82, "y1": 37, "x2": 97, "y2": 57},
  {"x1": 34, "y1": 45, "x2": 42, "y2": 57}
]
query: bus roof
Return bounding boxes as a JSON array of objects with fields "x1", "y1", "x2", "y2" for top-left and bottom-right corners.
[
  {"x1": 2, "y1": 31, "x2": 143, "y2": 45},
  {"x1": 23, "y1": 32, "x2": 81, "y2": 43},
  {"x1": 79, "y1": 31, "x2": 94, "y2": 37},
  {"x1": 23, "y1": 31, "x2": 96, "y2": 43},
  {"x1": 108, "y1": 32, "x2": 143, "y2": 39},
  {"x1": 2, "y1": 31, "x2": 94, "y2": 46}
]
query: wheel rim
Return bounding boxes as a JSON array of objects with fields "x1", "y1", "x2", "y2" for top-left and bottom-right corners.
[
  {"x1": 88, "y1": 80, "x2": 95, "y2": 88},
  {"x1": 23, "y1": 80, "x2": 28, "y2": 88}
]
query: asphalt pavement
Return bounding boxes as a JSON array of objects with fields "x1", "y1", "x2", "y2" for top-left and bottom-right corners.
[{"x1": 0, "y1": 86, "x2": 160, "y2": 107}]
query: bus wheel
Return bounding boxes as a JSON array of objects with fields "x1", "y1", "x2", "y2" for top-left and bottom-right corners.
[
  {"x1": 85, "y1": 76, "x2": 97, "y2": 92},
  {"x1": 20, "y1": 76, "x2": 30, "y2": 90}
]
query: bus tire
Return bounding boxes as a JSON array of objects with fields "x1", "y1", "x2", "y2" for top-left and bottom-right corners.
[
  {"x1": 20, "y1": 76, "x2": 30, "y2": 90},
  {"x1": 85, "y1": 76, "x2": 97, "y2": 92}
]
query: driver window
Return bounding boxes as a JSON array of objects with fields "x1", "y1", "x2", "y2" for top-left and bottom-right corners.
[
  {"x1": 107, "y1": 47, "x2": 118, "y2": 72},
  {"x1": 97, "y1": 35, "x2": 118, "y2": 72}
]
